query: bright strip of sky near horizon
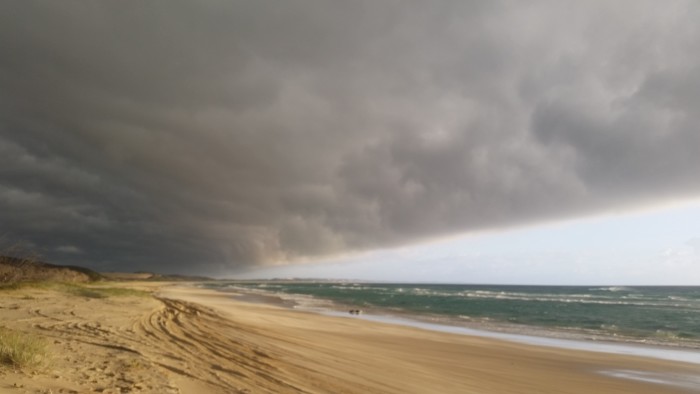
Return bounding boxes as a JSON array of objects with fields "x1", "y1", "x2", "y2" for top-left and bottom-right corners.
[{"x1": 236, "y1": 200, "x2": 700, "y2": 285}]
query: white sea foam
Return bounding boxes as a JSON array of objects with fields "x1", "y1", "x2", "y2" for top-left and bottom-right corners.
[
  {"x1": 590, "y1": 286, "x2": 635, "y2": 292},
  {"x1": 449, "y1": 290, "x2": 699, "y2": 308},
  {"x1": 600, "y1": 370, "x2": 700, "y2": 391}
]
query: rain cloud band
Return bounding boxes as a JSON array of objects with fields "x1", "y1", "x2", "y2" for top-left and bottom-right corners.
[{"x1": 1, "y1": 1, "x2": 699, "y2": 274}]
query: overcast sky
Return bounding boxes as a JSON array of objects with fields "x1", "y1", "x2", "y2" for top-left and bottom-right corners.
[{"x1": 1, "y1": 1, "x2": 700, "y2": 281}]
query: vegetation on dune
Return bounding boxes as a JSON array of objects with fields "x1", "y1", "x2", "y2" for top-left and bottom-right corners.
[
  {"x1": 1, "y1": 251, "x2": 102, "y2": 284},
  {"x1": 0, "y1": 248, "x2": 149, "y2": 297},
  {"x1": 0, "y1": 327, "x2": 48, "y2": 369}
]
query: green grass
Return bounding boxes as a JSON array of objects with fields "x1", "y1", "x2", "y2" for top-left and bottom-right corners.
[
  {"x1": 64, "y1": 286, "x2": 150, "y2": 299},
  {"x1": 0, "y1": 281, "x2": 70, "y2": 292},
  {"x1": 0, "y1": 327, "x2": 47, "y2": 368},
  {"x1": 65, "y1": 286, "x2": 108, "y2": 298},
  {"x1": 0, "y1": 281, "x2": 27, "y2": 291},
  {"x1": 0, "y1": 281, "x2": 151, "y2": 298},
  {"x1": 74, "y1": 281, "x2": 152, "y2": 298}
]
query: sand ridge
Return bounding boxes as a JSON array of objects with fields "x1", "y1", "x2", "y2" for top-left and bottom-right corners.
[{"x1": 1, "y1": 283, "x2": 699, "y2": 393}]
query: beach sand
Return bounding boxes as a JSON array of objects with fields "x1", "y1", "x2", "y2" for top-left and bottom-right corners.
[{"x1": 1, "y1": 283, "x2": 698, "y2": 394}]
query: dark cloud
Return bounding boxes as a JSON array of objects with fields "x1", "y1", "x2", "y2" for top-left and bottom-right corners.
[{"x1": 1, "y1": 1, "x2": 699, "y2": 274}]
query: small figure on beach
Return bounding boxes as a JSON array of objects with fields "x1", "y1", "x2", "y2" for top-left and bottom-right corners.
[{"x1": 349, "y1": 309, "x2": 363, "y2": 315}]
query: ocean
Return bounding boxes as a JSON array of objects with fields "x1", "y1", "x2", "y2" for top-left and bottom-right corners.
[{"x1": 205, "y1": 282, "x2": 700, "y2": 350}]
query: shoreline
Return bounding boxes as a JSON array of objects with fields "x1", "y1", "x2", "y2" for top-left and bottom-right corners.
[
  {"x1": 2, "y1": 281, "x2": 700, "y2": 393},
  {"x1": 168, "y1": 284, "x2": 700, "y2": 393},
  {"x1": 334, "y1": 311, "x2": 700, "y2": 365},
  {"x1": 210, "y1": 283, "x2": 700, "y2": 365}
]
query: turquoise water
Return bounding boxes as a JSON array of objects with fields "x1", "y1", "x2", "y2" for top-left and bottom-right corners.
[{"x1": 207, "y1": 283, "x2": 700, "y2": 349}]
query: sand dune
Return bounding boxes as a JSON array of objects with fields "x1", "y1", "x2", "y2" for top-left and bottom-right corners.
[{"x1": 0, "y1": 283, "x2": 698, "y2": 393}]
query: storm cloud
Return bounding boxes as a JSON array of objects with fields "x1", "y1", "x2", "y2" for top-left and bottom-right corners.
[{"x1": 1, "y1": 1, "x2": 700, "y2": 274}]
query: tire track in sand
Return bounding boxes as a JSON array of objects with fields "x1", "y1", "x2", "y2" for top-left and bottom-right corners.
[{"x1": 35, "y1": 296, "x2": 311, "y2": 393}]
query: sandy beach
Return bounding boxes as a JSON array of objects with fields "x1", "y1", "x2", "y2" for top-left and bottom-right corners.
[{"x1": 1, "y1": 282, "x2": 698, "y2": 394}]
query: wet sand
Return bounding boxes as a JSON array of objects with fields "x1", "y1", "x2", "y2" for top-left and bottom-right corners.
[{"x1": 1, "y1": 282, "x2": 698, "y2": 393}]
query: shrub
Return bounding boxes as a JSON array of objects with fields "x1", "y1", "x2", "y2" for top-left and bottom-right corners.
[{"x1": 0, "y1": 328, "x2": 48, "y2": 368}]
